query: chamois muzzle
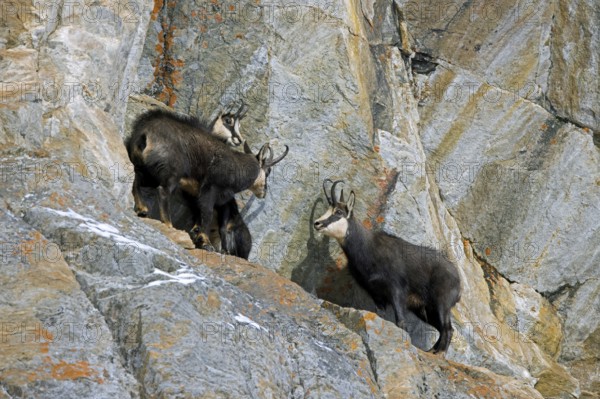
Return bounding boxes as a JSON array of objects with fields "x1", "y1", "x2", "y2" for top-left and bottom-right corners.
[{"x1": 314, "y1": 179, "x2": 347, "y2": 232}]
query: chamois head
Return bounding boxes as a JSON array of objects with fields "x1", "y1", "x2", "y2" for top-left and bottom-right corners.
[
  {"x1": 212, "y1": 102, "x2": 249, "y2": 146},
  {"x1": 314, "y1": 179, "x2": 355, "y2": 241},
  {"x1": 244, "y1": 142, "x2": 289, "y2": 198}
]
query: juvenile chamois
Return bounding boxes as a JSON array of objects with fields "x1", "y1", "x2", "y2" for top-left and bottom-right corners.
[
  {"x1": 126, "y1": 110, "x2": 288, "y2": 251},
  {"x1": 179, "y1": 176, "x2": 252, "y2": 259},
  {"x1": 314, "y1": 180, "x2": 461, "y2": 353}
]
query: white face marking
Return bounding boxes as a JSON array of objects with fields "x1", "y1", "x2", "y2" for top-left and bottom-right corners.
[
  {"x1": 315, "y1": 208, "x2": 349, "y2": 241},
  {"x1": 315, "y1": 208, "x2": 333, "y2": 224},
  {"x1": 233, "y1": 119, "x2": 243, "y2": 144},
  {"x1": 249, "y1": 169, "x2": 266, "y2": 198},
  {"x1": 212, "y1": 117, "x2": 231, "y2": 142}
]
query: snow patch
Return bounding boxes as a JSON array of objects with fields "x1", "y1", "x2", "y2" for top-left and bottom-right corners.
[
  {"x1": 314, "y1": 340, "x2": 334, "y2": 352},
  {"x1": 147, "y1": 268, "x2": 206, "y2": 287},
  {"x1": 234, "y1": 313, "x2": 268, "y2": 332},
  {"x1": 41, "y1": 207, "x2": 159, "y2": 253}
]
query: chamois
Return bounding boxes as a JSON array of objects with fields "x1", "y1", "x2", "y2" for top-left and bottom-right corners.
[
  {"x1": 125, "y1": 104, "x2": 251, "y2": 255},
  {"x1": 179, "y1": 176, "x2": 252, "y2": 259},
  {"x1": 314, "y1": 180, "x2": 461, "y2": 353},
  {"x1": 217, "y1": 199, "x2": 252, "y2": 259},
  {"x1": 126, "y1": 104, "x2": 247, "y2": 218},
  {"x1": 126, "y1": 110, "x2": 288, "y2": 251}
]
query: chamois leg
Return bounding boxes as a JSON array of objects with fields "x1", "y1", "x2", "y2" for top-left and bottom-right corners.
[
  {"x1": 391, "y1": 289, "x2": 410, "y2": 330},
  {"x1": 429, "y1": 305, "x2": 453, "y2": 354},
  {"x1": 425, "y1": 307, "x2": 442, "y2": 352},
  {"x1": 235, "y1": 223, "x2": 252, "y2": 260},
  {"x1": 190, "y1": 189, "x2": 216, "y2": 252},
  {"x1": 132, "y1": 170, "x2": 149, "y2": 217},
  {"x1": 366, "y1": 276, "x2": 392, "y2": 311},
  {"x1": 216, "y1": 199, "x2": 251, "y2": 259},
  {"x1": 216, "y1": 200, "x2": 236, "y2": 256},
  {"x1": 157, "y1": 177, "x2": 178, "y2": 228}
]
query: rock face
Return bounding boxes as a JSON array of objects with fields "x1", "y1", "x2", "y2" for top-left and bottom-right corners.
[{"x1": 0, "y1": 0, "x2": 597, "y2": 398}]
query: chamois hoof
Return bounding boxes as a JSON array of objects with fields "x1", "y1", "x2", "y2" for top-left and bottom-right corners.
[
  {"x1": 189, "y1": 227, "x2": 200, "y2": 239},
  {"x1": 201, "y1": 244, "x2": 215, "y2": 252},
  {"x1": 189, "y1": 228, "x2": 214, "y2": 251},
  {"x1": 427, "y1": 347, "x2": 445, "y2": 356}
]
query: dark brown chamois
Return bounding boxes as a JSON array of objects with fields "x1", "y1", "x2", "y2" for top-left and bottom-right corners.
[
  {"x1": 125, "y1": 104, "x2": 251, "y2": 256},
  {"x1": 127, "y1": 102, "x2": 251, "y2": 256},
  {"x1": 314, "y1": 180, "x2": 461, "y2": 353},
  {"x1": 179, "y1": 176, "x2": 252, "y2": 259},
  {"x1": 126, "y1": 104, "x2": 255, "y2": 257},
  {"x1": 216, "y1": 199, "x2": 252, "y2": 259},
  {"x1": 126, "y1": 110, "x2": 288, "y2": 251},
  {"x1": 126, "y1": 104, "x2": 247, "y2": 218}
]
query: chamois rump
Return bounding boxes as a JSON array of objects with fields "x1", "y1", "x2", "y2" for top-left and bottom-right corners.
[
  {"x1": 126, "y1": 108, "x2": 288, "y2": 251},
  {"x1": 313, "y1": 180, "x2": 461, "y2": 353}
]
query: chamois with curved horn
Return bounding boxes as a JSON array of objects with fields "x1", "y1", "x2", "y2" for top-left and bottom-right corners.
[
  {"x1": 126, "y1": 104, "x2": 248, "y2": 217},
  {"x1": 314, "y1": 179, "x2": 461, "y2": 353},
  {"x1": 213, "y1": 101, "x2": 248, "y2": 146},
  {"x1": 126, "y1": 109, "x2": 288, "y2": 250}
]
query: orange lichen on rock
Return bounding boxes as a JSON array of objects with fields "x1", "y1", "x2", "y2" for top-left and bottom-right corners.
[
  {"x1": 51, "y1": 361, "x2": 96, "y2": 381},
  {"x1": 18, "y1": 356, "x2": 102, "y2": 385},
  {"x1": 151, "y1": 0, "x2": 164, "y2": 20},
  {"x1": 206, "y1": 290, "x2": 221, "y2": 309},
  {"x1": 49, "y1": 192, "x2": 68, "y2": 207},
  {"x1": 362, "y1": 312, "x2": 377, "y2": 321},
  {"x1": 150, "y1": 1, "x2": 185, "y2": 107}
]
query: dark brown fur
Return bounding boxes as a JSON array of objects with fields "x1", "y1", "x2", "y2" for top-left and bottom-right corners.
[
  {"x1": 125, "y1": 109, "x2": 287, "y2": 251},
  {"x1": 179, "y1": 176, "x2": 252, "y2": 259},
  {"x1": 314, "y1": 180, "x2": 461, "y2": 353}
]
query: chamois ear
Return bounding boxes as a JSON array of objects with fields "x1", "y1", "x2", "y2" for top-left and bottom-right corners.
[
  {"x1": 347, "y1": 191, "x2": 355, "y2": 216},
  {"x1": 243, "y1": 141, "x2": 253, "y2": 154},
  {"x1": 236, "y1": 100, "x2": 248, "y2": 119},
  {"x1": 257, "y1": 143, "x2": 270, "y2": 166}
]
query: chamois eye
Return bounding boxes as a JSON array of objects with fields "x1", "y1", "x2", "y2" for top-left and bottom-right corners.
[
  {"x1": 224, "y1": 116, "x2": 232, "y2": 125},
  {"x1": 335, "y1": 209, "x2": 343, "y2": 216}
]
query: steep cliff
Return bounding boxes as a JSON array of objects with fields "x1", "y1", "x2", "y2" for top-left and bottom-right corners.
[{"x1": 0, "y1": 0, "x2": 597, "y2": 398}]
